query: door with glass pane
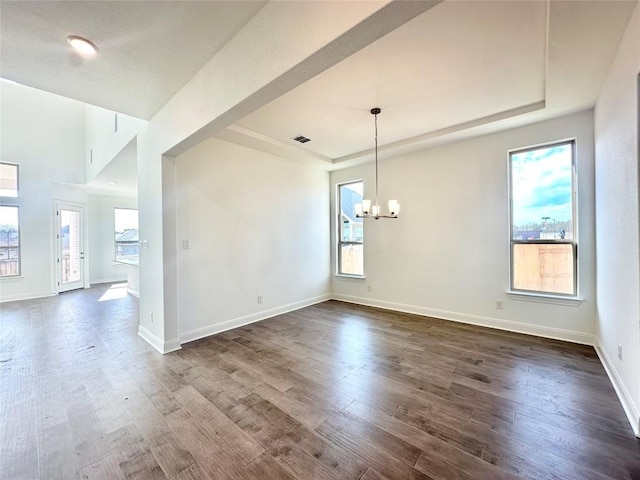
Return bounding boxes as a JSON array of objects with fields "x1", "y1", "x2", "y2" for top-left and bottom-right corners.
[{"x1": 56, "y1": 203, "x2": 85, "y2": 293}]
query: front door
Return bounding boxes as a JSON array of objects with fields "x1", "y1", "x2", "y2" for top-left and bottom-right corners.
[{"x1": 56, "y1": 202, "x2": 85, "y2": 293}]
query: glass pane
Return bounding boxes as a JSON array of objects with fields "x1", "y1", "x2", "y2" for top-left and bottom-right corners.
[
  {"x1": 114, "y1": 208, "x2": 139, "y2": 262},
  {"x1": 0, "y1": 205, "x2": 19, "y2": 246},
  {"x1": 61, "y1": 209, "x2": 81, "y2": 284},
  {"x1": 0, "y1": 247, "x2": 20, "y2": 276},
  {"x1": 513, "y1": 243, "x2": 575, "y2": 294},
  {"x1": 511, "y1": 143, "x2": 573, "y2": 240},
  {"x1": 339, "y1": 182, "x2": 363, "y2": 242},
  {"x1": 340, "y1": 244, "x2": 363, "y2": 276},
  {"x1": 0, "y1": 163, "x2": 18, "y2": 197}
]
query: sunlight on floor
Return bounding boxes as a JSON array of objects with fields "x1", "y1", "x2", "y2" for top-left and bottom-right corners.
[{"x1": 98, "y1": 283, "x2": 129, "y2": 302}]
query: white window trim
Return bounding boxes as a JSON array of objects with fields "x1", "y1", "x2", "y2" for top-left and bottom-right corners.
[
  {"x1": 0, "y1": 162, "x2": 20, "y2": 199},
  {"x1": 0, "y1": 204, "x2": 21, "y2": 278},
  {"x1": 336, "y1": 180, "x2": 364, "y2": 277},
  {"x1": 507, "y1": 290, "x2": 583, "y2": 306},
  {"x1": 507, "y1": 138, "x2": 579, "y2": 299}
]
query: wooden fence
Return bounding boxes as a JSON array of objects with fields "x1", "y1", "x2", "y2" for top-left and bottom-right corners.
[{"x1": 513, "y1": 243, "x2": 574, "y2": 294}]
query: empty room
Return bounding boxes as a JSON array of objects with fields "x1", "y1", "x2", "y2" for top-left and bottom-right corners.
[{"x1": 1, "y1": 1, "x2": 640, "y2": 479}]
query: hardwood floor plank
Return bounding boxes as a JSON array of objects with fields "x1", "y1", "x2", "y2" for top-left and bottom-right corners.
[
  {"x1": 251, "y1": 380, "x2": 328, "y2": 430},
  {"x1": 360, "y1": 467, "x2": 395, "y2": 480},
  {"x1": 173, "y1": 385, "x2": 266, "y2": 462},
  {"x1": 268, "y1": 432, "x2": 342, "y2": 480},
  {"x1": 149, "y1": 434, "x2": 195, "y2": 479},
  {"x1": 242, "y1": 452, "x2": 297, "y2": 480},
  {"x1": 345, "y1": 400, "x2": 517, "y2": 480},
  {"x1": 108, "y1": 424, "x2": 166, "y2": 480},
  {"x1": 2, "y1": 288, "x2": 639, "y2": 480},
  {"x1": 283, "y1": 425, "x2": 369, "y2": 480},
  {"x1": 165, "y1": 407, "x2": 255, "y2": 479},
  {"x1": 64, "y1": 386, "x2": 112, "y2": 469},
  {"x1": 392, "y1": 406, "x2": 484, "y2": 458},
  {"x1": 38, "y1": 422, "x2": 82, "y2": 480},
  {"x1": 314, "y1": 415, "x2": 432, "y2": 480},
  {"x1": 80, "y1": 454, "x2": 126, "y2": 480},
  {"x1": 168, "y1": 462, "x2": 212, "y2": 480}
]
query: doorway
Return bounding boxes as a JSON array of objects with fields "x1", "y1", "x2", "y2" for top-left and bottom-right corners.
[{"x1": 55, "y1": 202, "x2": 85, "y2": 293}]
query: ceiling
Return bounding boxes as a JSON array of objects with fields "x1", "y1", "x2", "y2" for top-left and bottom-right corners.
[
  {"x1": 226, "y1": 0, "x2": 637, "y2": 166},
  {"x1": 0, "y1": 1, "x2": 266, "y2": 119},
  {"x1": 1, "y1": 0, "x2": 637, "y2": 189},
  {"x1": 86, "y1": 138, "x2": 139, "y2": 197}
]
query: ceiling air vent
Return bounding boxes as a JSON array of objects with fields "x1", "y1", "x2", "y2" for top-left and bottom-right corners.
[{"x1": 292, "y1": 135, "x2": 311, "y2": 144}]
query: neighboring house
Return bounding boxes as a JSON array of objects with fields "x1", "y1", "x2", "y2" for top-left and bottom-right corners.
[
  {"x1": 115, "y1": 228, "x2": 139, "y2": 260},
  {"x1": 340, "y1": 187, "x2": 363, "y2": 242}
]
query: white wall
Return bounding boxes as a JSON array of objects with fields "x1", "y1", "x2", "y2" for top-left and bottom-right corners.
[
  {"x1": 0, "y1": 82, "x2": 86, "y2": 302},
  {"x1": 85, "y1": 104, "x2": 146, "y2": 182},
  {"x1": 135, "y1": 2, "x2": 435, "y2": 351},
  {"x1": 331, "y1": 110, "x2": 596, "y2": 343},
  {"x1": 87, "y1": 194, "x2": 138, "y2": 285},
  {"x1": 594, "y1": 3, "x2": 640, "y2": 435},
  {"x1": 173, "y1": 138, "x2": 331, "y2": 342}
]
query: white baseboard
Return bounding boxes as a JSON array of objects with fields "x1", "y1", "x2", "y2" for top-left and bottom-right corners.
[
  {"x1": 138, "y1": 325, "x2": 182, "y2": 354},
  {"x1": 179, "y1": 293, "x2": 332, "y2": 345},
  {"x1": 90, "y1": 276, "x2": 127, "y2": 286},
  {"x1": 595, "y1": 341, "x2": 640, "y2": 437},
  {"x1": 0, "y1": 291, "x2": 56, "y2": 303},
  {"x1": 127, "y1": 287, "x2": 140, "y2": 298},
  {"x1": 332, "y1": 294, "x2": 596, "y2": 346}
]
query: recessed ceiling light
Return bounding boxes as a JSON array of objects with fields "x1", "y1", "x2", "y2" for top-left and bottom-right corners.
[
  {"x1": 67, "y1": 35, "x2": 98, "y2": 57},
  {"x1": 108, "y1": 181, "x2": 118, "y2": 185}
]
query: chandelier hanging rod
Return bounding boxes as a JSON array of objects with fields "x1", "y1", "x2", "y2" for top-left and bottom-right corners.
[{"x1": 355, "y1": 107, "x2": 399, "y2": 220}]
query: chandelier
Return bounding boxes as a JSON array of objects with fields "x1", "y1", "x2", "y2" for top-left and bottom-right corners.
[{"x1": 355, "y1": 108, "x2": 399, "y2": 219}]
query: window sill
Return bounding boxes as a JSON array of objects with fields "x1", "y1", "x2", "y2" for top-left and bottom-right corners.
[
  {"x1": 335, "y1": 274, "x2": 365, "y2": 281},
  {"x1": 507, "y1": 290, "x2": 583, "y2": 306},
  {"x1": 0, "y1": 275, "x2": 25, "y2": 282}
]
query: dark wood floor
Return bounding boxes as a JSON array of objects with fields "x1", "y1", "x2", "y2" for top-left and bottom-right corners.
[{"x1": 1, "y1": 283, "x2": 639, "y2": 480}]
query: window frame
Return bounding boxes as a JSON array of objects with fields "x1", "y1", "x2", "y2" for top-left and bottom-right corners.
[
  {"x1": 0, "y1": 162, "x2": 20, "y2": 198},
  {"x1": 337, "y1": 180, "x2": 364, "y2": 278},
  {"x1": 0, "y1": 163, "x2": 21, "y2": 278},
  {"x1": 0, "y1": 205, "x2": 21, "y2": 278},
  {"x1": 113, "y1": 207, "x2": 139, "y2": 263},
  {"x1": 508, "y1": 139, "x2": 578, "y2": 298}
]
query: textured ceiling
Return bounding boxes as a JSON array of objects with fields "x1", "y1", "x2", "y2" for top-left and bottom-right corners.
[
  {"x1": 227, "y1": 0, "x2": 637, "y2": 165},
  {"x1": 236, "y1": 0, "x2": 548, "y2": 160},
  {"x1": 1, "y1": 0, "x2": 637, "y2": 184},
  {"x1": 0, "y1": 0, "x2": 266, "y2": 119}
]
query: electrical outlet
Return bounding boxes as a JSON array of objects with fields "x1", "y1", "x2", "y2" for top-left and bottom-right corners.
[
  {"x1": 495, "y1": 300, "x2": 504, "y2": 310},
  {"x1": 183, "y1": 240, "x2": 190, "y2": 249},
  {"x1": 618, "y1": 344, "x2": 623, "y2": 360},
  {"x1": 257, "y1": 295, "x2": 263, "y2": 304},
  {"x1": 150, "y1": 312, "x2": 154, "y2": 323},
  {"x1": 367, "y1": 285, "x2": 372, "y2": 292}
]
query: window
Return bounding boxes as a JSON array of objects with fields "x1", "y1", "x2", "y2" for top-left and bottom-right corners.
[
  {"x1": 0, "y1": 206, "x2": 20, "y2": 277},
  {"x1": 0, "y1": 163, "x2": 19, "y2": 197},
  {"x1": 338, "y1": 181, "x2": 364, "y2": 276},
  {"x1": 114, "y1": 208, "x2": 139, "y2": 263},
  {"x1": 509, "y1": 140, "x2": 576, "y2": 296},
  {"x1": 0, "y1": 163, "x2": 20, "y2": 277}
]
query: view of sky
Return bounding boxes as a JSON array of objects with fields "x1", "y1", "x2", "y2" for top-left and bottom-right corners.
[
  {"x1": 511, "y1": 142, "x2": 573, "y2": 229},
  {"x1": 343, "y1": 181, "x2": 363, "y2": 196},
  {"x1": 114, "y1": 208, "x2": 138, "y2": 233},
  {"x1": 0, "y1": 205, "x2": 18, "y2": 228}
]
